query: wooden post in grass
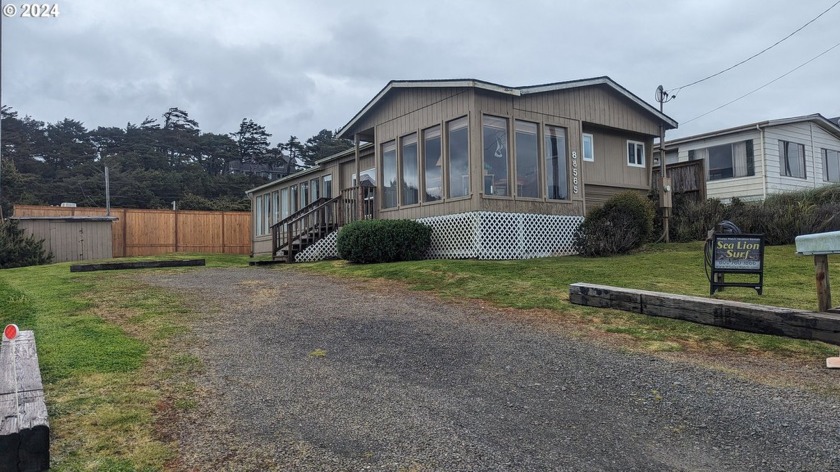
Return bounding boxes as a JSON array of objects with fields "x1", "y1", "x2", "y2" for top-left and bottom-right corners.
[
  {"x1": 0, "y1": 326, "x2": 50, "y2": 471},
  {"x1": 815, "y1": 254, "x2": 832, "y2": 313}
]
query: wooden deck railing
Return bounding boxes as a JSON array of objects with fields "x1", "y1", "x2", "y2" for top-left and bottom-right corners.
[{"x1": 271, "y1": 185, "x2": 377, "y2": 262}]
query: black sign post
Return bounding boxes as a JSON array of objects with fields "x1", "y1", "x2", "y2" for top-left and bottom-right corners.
[{"x1": 710, "y1": 233, "x2": 765, "y2": 295}]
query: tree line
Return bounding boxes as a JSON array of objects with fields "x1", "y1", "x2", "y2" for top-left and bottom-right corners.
[{"x1": 0, "y1": 106, "x2": 352, "y2": 216}]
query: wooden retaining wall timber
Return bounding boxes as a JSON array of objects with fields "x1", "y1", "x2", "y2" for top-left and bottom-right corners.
[
  {"x1": 569, "y1": 283, "x2": 840, "y2": 345},
  {"x1": 0, "y1": 331, "x2": 50, "y2": 471}
]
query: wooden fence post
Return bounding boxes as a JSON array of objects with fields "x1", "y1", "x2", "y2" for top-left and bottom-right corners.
[{"x1": 815, "y1": 255, "x2": 832, "y2": 313}]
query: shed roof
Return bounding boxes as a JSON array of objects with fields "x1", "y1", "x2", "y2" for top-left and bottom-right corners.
[
  {"x1": 337, "y1": 76, "x2": 678, "y2": 139},
  {"x1": 10, "y1": 216, "x2": 119, "y2": 222}
]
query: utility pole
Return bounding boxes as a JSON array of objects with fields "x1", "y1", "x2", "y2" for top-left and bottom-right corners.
[{"x1": 656, "y1": 85, "x2": 673, "y2": 243}]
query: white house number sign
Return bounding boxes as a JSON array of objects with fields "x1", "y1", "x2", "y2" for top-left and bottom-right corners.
[{"x1": 571, "y1": 151, "x2": 579, "y2": 194}]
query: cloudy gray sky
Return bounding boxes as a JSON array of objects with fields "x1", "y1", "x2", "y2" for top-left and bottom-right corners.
[{"x1": 2, "y1": 0, "x2": 838, "y2": 144}]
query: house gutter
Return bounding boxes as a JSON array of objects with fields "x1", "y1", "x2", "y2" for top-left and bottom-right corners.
[{"x1": 757, "y1": 123, "x2": 767, "y2": 201}]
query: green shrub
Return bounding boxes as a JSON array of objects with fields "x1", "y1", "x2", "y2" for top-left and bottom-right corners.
[
  {"x1": 574, "y1": 191, "x2": 655, "y2": 257},
  {"x1": 336, "y1": 219, "x2": 432, "y2": 263},
  {"x1": 0, "y1": 219, "x2": 53, "y2": 268},
  {"x1": 655, "y1": 183, "x2": 840, "y2": 245}
]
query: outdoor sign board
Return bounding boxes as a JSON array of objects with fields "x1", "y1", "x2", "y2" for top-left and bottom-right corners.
[{"x1": 710, "y1": 233, "x2": 765, "y2": 295}]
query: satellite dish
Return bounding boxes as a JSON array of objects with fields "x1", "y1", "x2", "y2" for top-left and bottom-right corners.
[{"x1": 655, "y1": 85, "x2": 665, "y2": 103}]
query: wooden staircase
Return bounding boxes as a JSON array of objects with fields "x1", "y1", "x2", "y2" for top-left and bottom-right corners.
[{"x1": 270, "y1": 185, "x2": 376, "y2": 263}]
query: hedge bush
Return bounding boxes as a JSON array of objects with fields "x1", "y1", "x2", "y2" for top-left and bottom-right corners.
[
  {"x1": 655, "y1": 183, "x2": 840, "y2": 245},
  {"x1": 574, "y1": 191, "x2": 655, "y2": 257},
  {"x1": 336, "y1": 219, "x2": 432, "y2": 264},
  {"x1": 0, "y1": 219, "x2": 53, "y2": 269}
]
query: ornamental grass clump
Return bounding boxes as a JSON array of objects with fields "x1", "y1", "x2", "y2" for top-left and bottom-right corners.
[{"x1": 337, "y1": 219, "x2": 432, "y2": 263}]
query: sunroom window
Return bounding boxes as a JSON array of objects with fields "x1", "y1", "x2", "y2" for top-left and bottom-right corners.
[
  {"x1": 423, "y1": 126, "x2": 442, "y2": 202},
  {"x1": 515, "y1": 120, "x2": 539, "y2": 198},
  {"x1": 545, "y1": 126, "x2": 568, "y2": 200},
  {"x1": 483, "y1": 116, "x2": 509, "y2": 196},
  {"x1": 447, "y1": 117, "x2": 469, "y2": 198},
  {"x1": 401, "y1": 134, "x2": 419, "y2": 205},
  {"x1": 382, "y1": 141, "x2": 398, "y2": 209}
]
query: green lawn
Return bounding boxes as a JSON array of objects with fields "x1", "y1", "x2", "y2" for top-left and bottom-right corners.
[
  {"x1": 0, "y1": 245, "x2": 836, "y2": 470},
  {"x1": 0, "y1": 253, "x2": 245, "y2": 471},
  {"x1": 299, "y1": 242, "x2": 838, "y2": 358}
]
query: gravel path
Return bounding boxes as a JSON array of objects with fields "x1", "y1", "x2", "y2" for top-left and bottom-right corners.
[{"x1": 146, "y1": 267, "x2": 840, "y2": 471}]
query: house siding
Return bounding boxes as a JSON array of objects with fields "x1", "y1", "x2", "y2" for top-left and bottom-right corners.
[
  {"x1": 764, "y1": 122, "x2": 838, "y2": 193},
  {"x1": 674, "y1": 129, "x2": 765, "y2": 201}
]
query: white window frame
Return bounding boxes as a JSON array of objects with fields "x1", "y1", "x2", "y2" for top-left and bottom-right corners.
[
  {"x1": 582, "y1": 133, "x2": 594, "y2": 162},
  {"x1": 824, "y1": 148, "x2": 840, "y2": 183},
  {"x1": 627, "y1": 140, "x2": 645, "y2": 168}
]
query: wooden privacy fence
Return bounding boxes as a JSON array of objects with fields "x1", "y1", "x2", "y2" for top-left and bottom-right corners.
[
  {"x1": 652, "y1": 159, "x2": 706, "y2": 202},
  {"x1": 12, "y1": 205, "x2": 251, "y2": 257}
]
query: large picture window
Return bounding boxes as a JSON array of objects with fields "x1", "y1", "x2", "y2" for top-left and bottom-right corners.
[
  {"x1": 310, "y1": 178, "x2": 319, "y2": 202},
  {"x1": 689, "y1": 140, "x2": 754, "y2": 181},
  {"x1": 780, "y1": 140, "x2": 806, "y2": 178},
  {"x1": 483, "y1": 116, "x2": 509, "y2": 196},
  {"x1": 401, "y1": 134, "x2": 419, "y2": 205},
  {"x1": 423, "y1": 126, "x2": 442, "y2": 202},
  {"x1": 447, "y1": 117, "x2": 469, "y2": 198},
  {"x1": 515, "y1": 120, "x2": 539, "y2": 198},
  {"x1": 290, "y1": 185, "x2": 298, "y2": 212},
  {"x1": 382, "y1": 141, "x2": 398, "y2": 209},
  {"x1": 300, "y1": 181, "x2": 309, "y2": 207},
  {"x1": 545, "y1": 126, "x2": 568, "y2": 200},
  {"x1": 627, "y1": 140, "x2": 645, "y2": 167},
  {"x1": 272, "y1": 191, "x2": 279, "y2": 225},
  {"x1": 281, "y1": 188, "x2": 290, "y2": 219},
  {"x1": 323, "y1": 174, "x2": 333, "y2": 198},
  {"x1": 823, "y1": 148, "x2": 840, "y2": 182},
  {"x1": 255, "y1": 195, "x2": 263, "y2": 236}
]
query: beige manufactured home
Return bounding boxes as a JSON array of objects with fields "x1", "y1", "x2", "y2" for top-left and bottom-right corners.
[{"x1": 247, "y1": 77, "x2": 677, "y2": 262}]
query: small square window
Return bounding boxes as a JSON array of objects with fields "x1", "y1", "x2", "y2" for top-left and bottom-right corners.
[
  {"x1": 582, "y1": 133, "x2": 594, "y2": 162},
  {"x1": 627, "y1": 140, "x2": 645, "y2": 167}
]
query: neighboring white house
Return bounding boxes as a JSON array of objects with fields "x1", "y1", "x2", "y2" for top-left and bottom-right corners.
[{"x1": 658, "y1": 114, "x2": 840, "y2": 201}]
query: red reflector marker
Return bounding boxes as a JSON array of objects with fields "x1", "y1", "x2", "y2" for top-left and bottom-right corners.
[{"x1": 3, "y1": 324, "x2": 19, "y2": 341}]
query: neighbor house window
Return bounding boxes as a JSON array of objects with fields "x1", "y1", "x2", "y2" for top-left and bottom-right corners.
[
  {"x1": 545, "y1": 125, "x2": 568, "y2": 200},
  {"x1": 689, "y1": 140, "x2": 755, "y2": 181},
  {"x1": 382, "y1": 141, "x2": 398, "y2": 209},
  {"x1": 483, "y1": 115, "x2": 509, "y2": 196},
  {"x1": 515, "y1": 120, "x2": 539, "y2": 198},
  {"x1": 310, "y1": 178, "x2": 319, "y2": 201},
  {"x1": 627, "y1": 140, "x2": 645, "y2": 167},
  {"x1": 823, "y1": 149, "x2": 840, "y2": 182},
  {"x1": 323, "y1": 174, "x2": 333, "y2": 198},
  {"x1": 582, "y1": 133, "x2": 594, "y2": 162},
  {"x1": 780, "y1": 140, "x2": 806, "y2": 178},
  {"x1": 423, "y1": 125, "x2": 442, "y2": 202},
  {"x1": 447, "y1": 117, "x2": 469, "y2": 198},
  {"x1": 401, "y1": 133, "x2": 419, "y2": 205},
  {"x1": 281, "y1": 188, "x2": 290, "y2": 219}
]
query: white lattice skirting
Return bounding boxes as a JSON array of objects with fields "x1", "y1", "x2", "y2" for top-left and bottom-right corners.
[
  {"x1": 419, "y1": 212, "x2": 583, "y2": 260},
  {"x1": 295, "y1": 211, "x2": 583, "y2": 262}
]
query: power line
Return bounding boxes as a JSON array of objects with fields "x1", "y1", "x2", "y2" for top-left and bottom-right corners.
[
  {"x1": 668, "y1": 0, "x2": 840, "y2": 95},
  {"x1": 682, "y1": 39, "x2": 840, "y2": 125}
]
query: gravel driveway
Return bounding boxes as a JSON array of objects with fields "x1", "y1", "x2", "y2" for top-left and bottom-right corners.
[{"x1": 146, "y1": 267, "x2": 840, "y2": 471}]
